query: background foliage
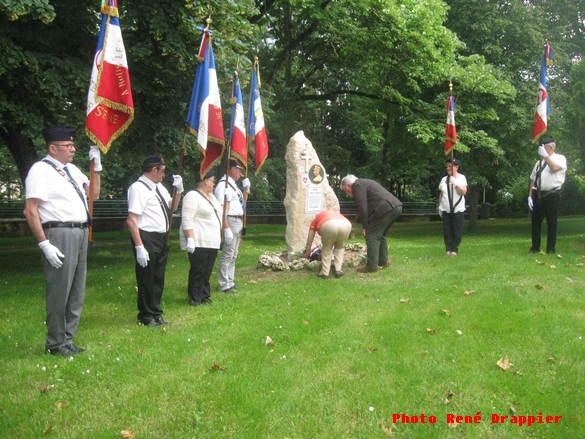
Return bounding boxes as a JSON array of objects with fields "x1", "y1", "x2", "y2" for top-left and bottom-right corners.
[{"x1": 0, "y1": 0, "x2": 584, "y2": 214}]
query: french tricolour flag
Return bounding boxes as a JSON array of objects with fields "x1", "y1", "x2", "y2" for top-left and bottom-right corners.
[
  {"x1": 186, "y1": 28, "x2": 225, "y2": 178},
  {"x1": 86, "y1": 0, "x2": 134, "y2": 153},
  {"x1": 444, "y1": 95, "x2": 457, "y2": 155},
  {"x1": 532, "y1": 43, "x2": 553, "y2": 143},
  {"x1": 229, "y1": 71, "x2": 248, "y2": 172},
  {"x1": 247, "y1": 58, "x2": 269, "y2": 174}
]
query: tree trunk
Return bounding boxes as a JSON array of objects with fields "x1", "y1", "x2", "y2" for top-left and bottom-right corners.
[
  {"x1": 467, "y1": 184, "x2": 479, "y2": 232},
  {"x1": 2, "y1": 127, "x2": 39, "y2": 189}
]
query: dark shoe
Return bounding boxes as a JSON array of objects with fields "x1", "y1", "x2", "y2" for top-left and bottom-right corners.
[
  {"x1": 154, "y1": 316, "x2": 169, "y2": 326},
  {"x1": 223, "y1": 288, "x2": 235, "y2": 294},
  {"x1": 202, "y1": 298, "x2": 213, "y2": 304},
  {"x1": 334, "y1": 271, "x2": 344, "y2": 278},
  {"x1": 47, "y1": 345, "x2": 72, "y2": 356},
  {"x1": 529, "y1": 249, "x2": 539, "y2": 254},
  {"x1": 231, "y1": 284, "x2": 240, "y2": 291},
  {"x1": 547, "y1": 250, "x2": 555, "y2": 254},
  {"x1": 317, "y1": 273, "x2": 329, "y2": 279},
  {"x1": 357, "y1": 266, "x2": 378, "y2": 273},
  {"x1": 379, "y1": 261, "x2": 393, "y2": 268},
  {"x1": 65, "y1": 344, "x2": 86, "y2": 354},
  {"x1": 143, "y1": 320, "x2": 161, "y2": 327}
]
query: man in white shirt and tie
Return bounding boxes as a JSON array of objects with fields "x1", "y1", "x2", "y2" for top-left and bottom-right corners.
[
  {"x1": 24, "y1": 126, "x2": 102, "y2": 356},
  {"x1": 215, "y1": 159, "x2": 250, "y2": 293}
]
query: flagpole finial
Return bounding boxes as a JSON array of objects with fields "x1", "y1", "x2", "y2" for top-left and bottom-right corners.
[
  {"x1": 205, "y1": 16, "x2": 212, "y2": 30},
  {"x1": 449, "y1": 80, "x2": 453, "y2": 95}
]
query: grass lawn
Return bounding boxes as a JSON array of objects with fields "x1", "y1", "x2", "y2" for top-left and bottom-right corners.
[{"x1": 1, "y1": 216, "x2": 584, "y2": 438}]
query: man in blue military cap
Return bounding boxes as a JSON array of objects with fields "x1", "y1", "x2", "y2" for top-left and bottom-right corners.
[{"x1": 24, "y1": 126, "x2": 102, "y2": 356}]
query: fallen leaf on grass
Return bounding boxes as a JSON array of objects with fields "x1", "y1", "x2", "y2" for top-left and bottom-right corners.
[
  {"x1": 303, "y1": 321, "x2": 309, "y2": 325},
  {"x1": 557, "y1": 254, "x2": 563, "y2": 258},
  {"x1": 378, "y1": 422, "x2": 393, "y2": 434},
  {"x1": 444, "y1": 390, "x2": 454, "y2": 404},
  {"x1": 249, "y1": 280, "x2": 258, "y2": 284},
  {"x1": 209, "y1": 363, "x2": 227, "y2": 371},
  {"x1": 581, "y1": 255, "x2": 585, "y2": 259},
  {"x1": 497, "y1": 356, "x2": 513, "y2": 370},
  {"x1": 536, "y1": 261, "x2": 546, "y2": 265},
  {"x1": 566, "y1": 277, "x2": 574, "y2": 282},
  {"x1": 399, "y1": 298, "x2": 409, "y2": 303},
  {"x1": 550, "y1": 264, "x2": 557, "y2": 269},
  {"x1": 510, "y1": 406, "x2": 517, "y2": 414},
  {"x1": 464, "y1": 290, "x2": 474, "y2": 296},
  {"x1": 576, "y1": 263, "x2": 584, "y2": 267},
  {"x1": 43, "y1": 425, "x2": 53, "y2": 434},
  {"x1": 120, "y1": 430, "x2": 137, "y2": 439},
  {"x1": 56, "y1": 401, "x2": 69, "y2": 409},
  {"x1": 367, "y1": 347, "x2": 378, "y2": 354},
  {"x1": 547, "y1": 357, "x2": 555, "y2": 363},
  {"x1": 441, "y1": 309, "x2": 451, "y2": 315},
  {"x1": 447, "y1": 421, "x2": 459, "y2": 429},
  {"x1": 535, "y1": 284, "x2": 545, "y2": 290},
  {"x1": 453, "y1": 285, "x2": 458, "y2": 289},
  {"x1": 202, "y1": 339, "x2": 209, "y2": 344},
  {"x1": 512, "y1": 369, "x2": 522, "y2": 375},
  {"x1": 265, "y1": 336, "x2": 274, "y2": 346},
  {"x1": 37, "y1": 383, "x2": 51, "y2": 393},
  {"x1": 426, "y1": 328, "x2": 437, "y2": 335}
]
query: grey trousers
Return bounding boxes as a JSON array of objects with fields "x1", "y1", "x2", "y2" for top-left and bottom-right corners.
[
  {"x1": 42, "y1": 227, "x2": 88, "y2": 350},
  {"x1": 217, "y1": 216, "x2": 243, "y2": 291}
]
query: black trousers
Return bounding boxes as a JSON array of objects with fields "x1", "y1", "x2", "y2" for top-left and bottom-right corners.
[
  {"x1": 187, "y1": 247, "x2": 218, "y2": 305},
  {"x1": 443, "y1": 211, "x2": 465, "y2": 253},
  {"x1": 133, "y1": 230, "x2": 168, "y2": 323},
  {"x1": 531, "y1": 192, "x2": 560, "y2": 253}
]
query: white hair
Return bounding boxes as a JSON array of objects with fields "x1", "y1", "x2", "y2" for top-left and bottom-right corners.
[
  {"x1": 340, "y1": 174, "x2": 358, "y2": 189},
  {"x1": 544, "y1": 141, "x2": 556, "y2": 150}
]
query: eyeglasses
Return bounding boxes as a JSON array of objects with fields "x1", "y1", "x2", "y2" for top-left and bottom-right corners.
[{"x1": 52, "y1": 143, "x2": 75, "y2": 150}]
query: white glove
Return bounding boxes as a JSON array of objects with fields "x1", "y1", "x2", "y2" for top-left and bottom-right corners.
[
  {"x1": 172, "y1": 174, "x2": 184, "y2": 194},
  {"x1": 224, "y1": 228, "x2": 234, "y2": 245},
  {"x1": 186, "y1": 237, "x2": 196, "y2": 254},
  {"x1": 39, "y1": 240, "x2": 64, "y2": 268},
  {"x1": 538, "y1": 145, "x2": 548, "y2": 158},
  {"x1": 135, "y1": 245, "x2": 150, "y2": 268},
  {"x1": 528, "y1": 197, "x2": 533, "y2": 211},
  {"x1": 438, "y1": 209, "x2": 443, "y2": 218},
  {"x1": 241, "y1": 178, "x2": 251, "y2": 193},
  {"x1": 89, "y1": 145, "x2": 102, "y2": 172}
]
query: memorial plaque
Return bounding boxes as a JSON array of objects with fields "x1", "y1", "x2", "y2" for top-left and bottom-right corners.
[
  {"x1": 308, "y1": 164, "x2": 324, "y2": 184},
  {"x1": 306, "y1": 187, "x2": 324, "y2": 213}
]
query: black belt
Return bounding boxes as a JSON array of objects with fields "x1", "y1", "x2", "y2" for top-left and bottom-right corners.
[
  {"x1": 43, "y1": 221, "x2": 88, "y2": 229},
  {"x1": 533, "y1": 189, "x2": 559, "y2": 197},
  {"x1": 227, "y1": 215, "x2": 243, "y2": 219}
]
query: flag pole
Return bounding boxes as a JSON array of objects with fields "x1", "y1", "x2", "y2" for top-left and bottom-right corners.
[
  {"x1": 449, "y1": 81, "x2": 455, "y2": 207},
  {"x1": 164, "y1": 124, "x2": 189, "y2": 249},
  {"x1": 88, "y1": 159, "x2": 95, "y2": 248}
]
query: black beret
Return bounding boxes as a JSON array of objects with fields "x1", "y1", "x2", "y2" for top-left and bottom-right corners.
[
  {"x1": 142, "y1": 156, "x2": 165, "y2": 166},
  {"x1": 541, "y1": 138, "x2": 554, "y2": 145},
  {"x1": 228, "y1": 159, "x2": 244, "y2": 170},
  {"x1": 446, "y1": 156, "x2": 462, "y2": 167},
  {"x1": 42, "y1": 126, "x2": 76, "y2": 143},
  {"x1": 196, "y1": 169, "x2": 215, "y2": 182}
]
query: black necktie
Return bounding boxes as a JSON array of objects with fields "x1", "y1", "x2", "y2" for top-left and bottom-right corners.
[{"x1": 64, "y1": 166, "x2": 92, "y2": 225}]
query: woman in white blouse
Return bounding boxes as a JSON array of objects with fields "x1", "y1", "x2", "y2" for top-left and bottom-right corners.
[{"x1": 180, "y1": 170, "x2": 222, "y2": 305}]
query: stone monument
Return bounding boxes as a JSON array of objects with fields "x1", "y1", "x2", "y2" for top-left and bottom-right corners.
[{"x1": 284, "y1": 131, "x2": 340, "y2": 252}]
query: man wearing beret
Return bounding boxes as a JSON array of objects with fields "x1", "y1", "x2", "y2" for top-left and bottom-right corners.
[
  {"x1": 24, "y1": 126, "x2": 102, "y2": 356},
  {"x1": 215, "y1": 159, "x2": 250, "y2": 293},
  {"x1": 341, "y1": 174, "x2": 402, "y2": 272},
  {"x1": 126, "y1": 156, "x2": 183, "y2": 326},
  {"x1": 528, "y1": 138, "x2": 567, "y2": 254}
]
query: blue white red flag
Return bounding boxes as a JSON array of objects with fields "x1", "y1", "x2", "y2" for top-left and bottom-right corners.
[
  {"x1": 247, "y1": 57, "x2": 269, "y2": 174},
  {"x1": 444, "y1": 95, "x2": 457, "y2": 155},
  {"x1": 229, "y1": 71, "x2": 247, "y2": 172},
  {"x1": 86, "y1": 0, "x2": 134, "y2": 153},
  {"x1": 186, "y1": 28, "x2": 225, "y2": 178},
  {"x1": 532, "y1": 43, "x2": 553, "y2": 143}
]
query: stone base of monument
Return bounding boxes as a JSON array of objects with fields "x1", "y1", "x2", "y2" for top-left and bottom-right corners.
[{"x1": 257, "y1": 243, "x2": 367, "y2": 272}]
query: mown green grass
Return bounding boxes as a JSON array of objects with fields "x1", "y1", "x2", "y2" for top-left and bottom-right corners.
[{"x1": 1, "y1": 217, "x2": 584, "y2": 438}]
